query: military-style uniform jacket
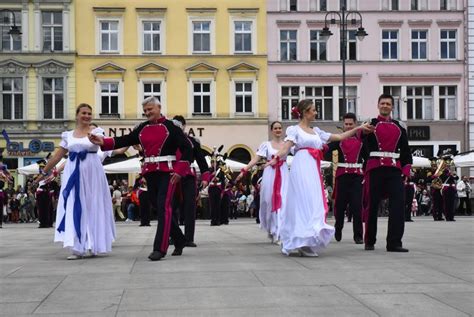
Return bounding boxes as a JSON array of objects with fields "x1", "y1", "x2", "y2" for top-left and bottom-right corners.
[
  {"x1": 102, "y1": 116, "x2": 192, "y2": 176},
  {"x1": 324, "y1": 131, "x2": 367, "y2": 178},
  {"x1": 440, "y1": 169, "x2": 459, "y2": 192},
  {"x1": 364, "y1": 115, "x2": 412, "y2": 176},
  {"x1": 176, "y1": 135, "x2": 211, "y2": 182}
]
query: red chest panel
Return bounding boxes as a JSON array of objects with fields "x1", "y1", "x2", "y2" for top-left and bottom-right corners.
[
  {"x1": 340, "y1": 137, "x2": 362, "y2": 163},
  {"x1": 139, "y1": 124, "x2": 169, "y2": 157},
  {"x1": 375, "y1": 122, "x2": 400, "y2": 152}
]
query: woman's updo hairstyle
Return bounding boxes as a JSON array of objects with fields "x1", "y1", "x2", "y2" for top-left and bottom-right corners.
[
  {"x1": 75, "y1": 103, "x2": 92, "y2": 115},
  {"x1": 270, "y1": 121, "x2": 282, "y2": 130},
  {"x1": 291, "y1": 99, "x2": 313, "y2": 119}
]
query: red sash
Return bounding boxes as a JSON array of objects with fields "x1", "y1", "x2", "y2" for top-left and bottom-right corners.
[
  {"x1": 271, "y1": 156, "x2": 284, "y2": 212},
  {"x1": 299, "y1": 147, "x2": 329, "y2": 218}
]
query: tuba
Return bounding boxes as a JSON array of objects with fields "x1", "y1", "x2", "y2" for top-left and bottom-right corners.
[{"x1": 431, "y1": 159, "x2": 446, "y2": 190}]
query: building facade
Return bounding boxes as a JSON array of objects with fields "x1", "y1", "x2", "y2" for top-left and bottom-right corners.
[
  {"x1": 267, "y1": 0, "x2": 467, "y2": 161},
  {"x1": 75, "y1": 0, "x2": 268, "y2": 164},
  {"x1": 0, "y1": 0, "x2": 76, "y2": 185},
  {"x1": 468, "y1": 0, "x2": 474, "y2": 176}
]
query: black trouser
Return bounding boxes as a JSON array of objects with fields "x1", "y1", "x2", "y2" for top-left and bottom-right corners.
[
  {"x1": 209, "y1": 186, "x2": 222, "y2": 225},
  {"x1": 220, "y1": 194, "x2": 230, "y2": 224},
  {"x1": 139, "y1": 191, "x2": 151, "y2": 225},
  {"x1": 431, "y1": 189, "x2": 443, "y2": 220},
  {"x1": 37, "y1": 191, "x2": 52, "y2": 228},
  {"x1": 442, "y1": 187, "x2": 456, "y2": 221},
  {"x1": 365, "y1": 167, "x2": 405, "y2": 248},
  {"x1": 458, "y1": 197, "x2": 472, "y2": 215},
  {"x1": 145, "y1": 172, "x2": 185, "y2": 254},
  {"x1": 230, "y1": 203, "x2": 238, "y2": 219},
  {"x1": 334, "y1": 174, "x2": 363, "y2": 241},
  {"x1": 173, "y1": 175, "x2": 197, "y2": 242},
  {"x1": 404, "y1": 185, "x2": 415, "y2": 221}
]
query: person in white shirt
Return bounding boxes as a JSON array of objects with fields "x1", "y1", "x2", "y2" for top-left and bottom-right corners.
[{"x1": 457, "y1": 176, "x2": 472, "y2": 215}]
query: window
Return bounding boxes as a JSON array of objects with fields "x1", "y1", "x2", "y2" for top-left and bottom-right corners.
[
  {"x1": 42, "y1": 11, "x2": 62, "y2": 52},
  {"x1": 143, "y1": 21, "x2": 161, "y2": 53},
  {"x1": 310, "y1": 0, "x2": 327, "y2": 11},
  {"x1": 382, "y1": 0, "x2": 399, "y2": 10},
  {"x1": 143, "y1": 82, "x2": 161, "y2": 101},
  {"x1": 1, "y1": 78, "x2": 23, "y2": 120},
  {"x1": 411, "y1": 30, "x2": 427, "y2": 60},
  {"x1": 407, "y1": 86, "x2": 433, "y2": 120},
  {"x1": 0, "y1": 10, "x2": 21, "y2": 51},
  {"x1": 235, "y1": 82, "x2": 253, "y2": 114},
  {"x1": 280, "y1": 30, "x2": 297, "y2": 61},
  {"x1": 281, "y1": 86, "x2": 300, "y2": 120},
  {"x1": 340, "y1": 30, "x2": 357, "y2": 61},
  {"x1": 100, "y1": 20, "x2": 119, "y2": 53},
  {"x1": 193, "y1": 21, "x2": 211, "y2": 53},
  {"x1": 411, "y1": 0, "x2": 428, "y2": 10},
  {"x1": 440, "y1": 0, "x2": 456, "y2": 10},
  {"x1": 440, "y1": 30, "x2": 456, "y2": 59},
  {"x1": 100, "y1": 82, "x2": 119, "y2": 116},
  {"x1": 306, "y1": 86, "x2": 333, "y2": 120},
  {"x1": 439, "y1": 86, "x2": 456, "y2": 120},
  {"x1": 43, "y1": 78, "x2": 64, "y2": 119},
  {"x1": 310, "y1": 30, "x2": 327, "y2": 61},
  {"x1": 382, "y1": 86, "x2": 401, "y2": 120},
  {"x1": 289, "y1": 0, "x2": 298, "y2": 11},
  {"x1": 193, "y1": 82, "x2": 211, "y2": 115},
  {"x1": 234, "y1": 21, "x2": 252, "y2": 53},
  {"x1": 338, "y1": 86, "x2": 357, "y2": 120},
  {"x1": 382, "y1": 30, "x2": 398, "y2": 60},
  {"x1": 341, "y1": 0, "x2": 357, "y2": 10}
]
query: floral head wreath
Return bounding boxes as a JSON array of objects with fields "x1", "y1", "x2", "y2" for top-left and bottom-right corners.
[{"x1": 291, "y1": 106, "x2": 301, "y2": 119}]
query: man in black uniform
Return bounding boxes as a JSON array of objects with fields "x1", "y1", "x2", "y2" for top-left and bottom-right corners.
[
  {"x1": 428, "y1": 158, "x2": 444, "y2": 221},
  {"x1": 89, "y1": 96, "x2": 193, "y2": 261},
  {"x1": 438, "y1": 154, "x2": 458, "y2": 221},
  {"x1": 209, "y1": 156, "x2": 225, "y2": 226},
  {"x1": 172, "y1": 115, "x2": 210, "y2": 246},
  {"x1": 362, "y1": 94, "x2": 412, "y2": 252},
  {"x1": 324, "y1": 113, "x2": 366, "y2": 244}
]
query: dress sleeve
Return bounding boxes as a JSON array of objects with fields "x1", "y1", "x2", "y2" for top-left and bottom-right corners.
[
  {"x1": 284, "y1": 126, "x2": 298, "y2": 143},
  {"x1": 255, "y1": 142, "x2": 268, "y2": 157},
  {"x1": 59, "y1": 131, "x2": 69, "y2": 149},
  {"x1": 314, "y1": 127, "x2": 331, "y2": 144}
]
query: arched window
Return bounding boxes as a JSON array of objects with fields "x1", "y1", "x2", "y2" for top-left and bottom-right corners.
[{"x1": 228, "y1": 147, "x2": 251, "y2": 164}]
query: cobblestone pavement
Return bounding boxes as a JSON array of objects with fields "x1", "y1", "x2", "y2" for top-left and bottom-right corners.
[{"x1": 0, "y1": 217, "x2": 473, "y2": 316}]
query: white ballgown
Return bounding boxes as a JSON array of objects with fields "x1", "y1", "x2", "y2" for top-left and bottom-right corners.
[
  {"x1": 280, "y1": 125, "x2": 335, "y2": 255},
  {"x1": 54, "y1": 128, "x2": 115, "y2": 255},
  {"x1": 256, "y1": 141, "x2": 289, "y2": 240}
]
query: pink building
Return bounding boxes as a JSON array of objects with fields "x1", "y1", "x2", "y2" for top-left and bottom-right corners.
[{"x1": 267, "y1": 0, "x2": 467, "y2": 159}]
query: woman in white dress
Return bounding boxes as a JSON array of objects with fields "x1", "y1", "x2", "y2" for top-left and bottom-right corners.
[
  {"x1": 37, "y1": 104, "x2": 115, "y2": 259},
  {"x1": 236, "y1": 121, "x2": 289, "y2": 242},
  {"x1": 268, "y1": 100, "x2": 373, "y2": 257}
]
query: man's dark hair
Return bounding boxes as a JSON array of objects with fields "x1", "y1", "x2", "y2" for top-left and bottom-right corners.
[
  {"x1": 173, "y1": 115, "x2": 186, "y2": 126},
  {"x1": 343, "y1": 112, "x2": 357, "y2": 121},
  {"x1": 378, "y1": 93, "x2": 394, "y2": 105}
]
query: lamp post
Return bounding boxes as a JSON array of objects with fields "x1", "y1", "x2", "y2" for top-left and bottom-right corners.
[
  {"x1": 0, "y1": 9, "x2": 22, "y2": 51},
  {"x1": 320, "y1": 2, "x2": 367, "y2": 119}
]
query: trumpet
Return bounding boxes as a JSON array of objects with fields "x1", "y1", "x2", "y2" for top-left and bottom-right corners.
[{"x1": 431, "y1": 159, "x2": 446, "y2": 189}]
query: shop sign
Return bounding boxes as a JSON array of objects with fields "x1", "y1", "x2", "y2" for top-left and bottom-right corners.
[
  {"x1": 105, "y1": 126, "x2": 205, "y2": 138},
  {"x1": 407, "y1": 126, "x2": 430, "y2": 141},
  {"x1": 7, "y1": 139, "x2": 55, "y2": 156},
  {"x1": 410, "y1": 145, "x2": 433, "y2": 158}
]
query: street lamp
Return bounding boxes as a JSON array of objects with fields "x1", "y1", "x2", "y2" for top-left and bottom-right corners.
[
  {"x1": 320, "y1": 2, "x2": 367, "y2": 119},
  {"x1": 0, "y1": 9, "x2": 22, "y2": 50}
]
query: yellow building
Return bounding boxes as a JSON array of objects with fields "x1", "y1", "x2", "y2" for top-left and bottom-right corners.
[
  {"x1": 0, "y1": 0, "x2": 76, "y2": 186},
  {"x1": 75, "y1": 0, "x2": 268, "y2": 162}
]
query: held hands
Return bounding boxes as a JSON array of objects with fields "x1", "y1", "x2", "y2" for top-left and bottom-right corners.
[
  {"x1": 360, "y1": 122, "x2": 375, "y2": 134},
  {"x1": 88, "y1": 133, "x2": 104, "y2": 146},
  {"x1": 264, "y1": 157, "x2": 277, "y2": 168}
]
